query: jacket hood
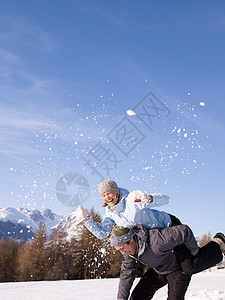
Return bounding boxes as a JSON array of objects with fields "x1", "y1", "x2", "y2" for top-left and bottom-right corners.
[{"x1": 132, "y1": 226, "x2": 148, "y2": 257}]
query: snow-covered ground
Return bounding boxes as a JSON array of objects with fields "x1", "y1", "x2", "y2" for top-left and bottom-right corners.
[{"x1": 0, "y1": 268, "x2": 225, "y2": 299}]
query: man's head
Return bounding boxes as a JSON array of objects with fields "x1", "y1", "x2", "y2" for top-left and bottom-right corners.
[
  {"x1": 110, "y1": 226, "x2": 137, "y2": 255},
  {"x1": 99, "y1": 179, "x2": 119, "y2": 207}
]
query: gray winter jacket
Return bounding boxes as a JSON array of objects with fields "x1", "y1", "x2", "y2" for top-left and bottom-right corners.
[{"x1": 117, "y1": 225, "x2": 199, "y2": 300}]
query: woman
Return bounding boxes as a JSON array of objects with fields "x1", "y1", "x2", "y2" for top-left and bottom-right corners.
[{"x1": 77, "y1": 179, "x2": 175, "y2": 239}]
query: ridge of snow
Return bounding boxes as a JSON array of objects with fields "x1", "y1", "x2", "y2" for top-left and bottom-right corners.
[{"x1": 0, "y1": 207, "x2": 63, "y2": 236}]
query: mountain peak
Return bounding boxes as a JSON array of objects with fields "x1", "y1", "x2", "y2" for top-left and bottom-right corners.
[
  {"x1": 0, "y1": 207, "x2": 84, "y2": 241},
  {"x1": 42, "y1": 208, "x2": 56, "y2": 220}
]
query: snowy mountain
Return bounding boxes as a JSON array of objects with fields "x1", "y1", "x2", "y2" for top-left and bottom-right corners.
[
  {"x1": 53, "y1": 209, "x2": 84, "y2": 240},
  {"x1": 0, "y1": 207, "x2": 84, "y2": 241},
  {"x1": 0, "y1": 207, "x2": 63, "y2": 241}
]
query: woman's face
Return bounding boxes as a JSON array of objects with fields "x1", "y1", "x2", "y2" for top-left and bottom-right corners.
[{"x1": 101, "y1": 190, "x2": 119, "y2": 207}]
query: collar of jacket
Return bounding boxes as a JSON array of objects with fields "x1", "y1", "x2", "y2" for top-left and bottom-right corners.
[
  {"x1": 107, "y1": 188, "x2": 129, "y2": 214},
  {"x1": 132, "y1": 226, "x2": 148, "y2": 258},
  {"x1": 107, "y1": 198, "x2": 125, "y2": 214}
]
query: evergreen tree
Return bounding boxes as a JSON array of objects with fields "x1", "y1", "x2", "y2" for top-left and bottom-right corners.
[
  {"x1": 44, "y1": 228, "x2": 66, "y2": 280},
  {"x1": 17, "y1": 223, "x2": 47, "y2": 281},
  {"x1": 17, "y1": 240, "x2": 32, "y2": 281},
  {"x1": 29, "y1": 222, "x2": 47, "y2": 280},
  {"x1": 106, "y1": 246, "x2": 123, "y2": 278},
  {"x1": 74, "y1": 208, "x2": 110, "y2": 279},
  {"x1": 66, "y1": 236, "x2": 85, "y2": 279}
]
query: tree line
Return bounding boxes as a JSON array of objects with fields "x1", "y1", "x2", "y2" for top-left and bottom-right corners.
[
  {"x1": 0, "y1": 209, "x2": 125, "y2": 282},
  {"x1": 0, "y1": 209, "x2": 221, "y2": 283}
]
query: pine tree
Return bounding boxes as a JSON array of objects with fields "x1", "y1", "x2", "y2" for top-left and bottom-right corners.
[
  {"x1": 17, "y1": 240, "x2": 32, "y2": 281},
  {"x1": 66, "y1": 236, "x2": 84, "y2": 279},
  {"x1": 73, "y1": 208, "x2": 111, "y2": 279},
  {"x1": 44, "y1": 228, "x2": 72, "y2": 280},
  {"x1": 17, "y1": 223, "x2": 47, "y2": 281},
  {"x1": 29, "y1": 223, "x2": 47, "y2": 280},
  {"x1": 106, "y1": 246, "x2": 123, "y2": 278}
]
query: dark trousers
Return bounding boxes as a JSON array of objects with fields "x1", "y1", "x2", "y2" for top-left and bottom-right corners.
[
  {"x1": 192, "y1": 241, "x2": 223, "y2": 274},
  {"x1": 169, "y1": 214, "x2": 223, "y2": 275},
  {"x1": 129, "y1": 268, "x2": 191, "y2": 300}
]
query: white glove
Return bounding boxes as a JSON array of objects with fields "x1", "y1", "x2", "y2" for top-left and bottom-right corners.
[
  {"x1": 75, "y1": 205, "x2": 91, "y2": 224},
  {"x1": 128, "y1": 190, "x2": 153, "y2": 204}
]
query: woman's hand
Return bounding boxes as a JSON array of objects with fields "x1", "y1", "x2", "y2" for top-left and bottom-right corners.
[
  {"x1": 128, "y1": 190, "x2": 153, "y2": 204},
  {"x1": 75, "y1": 205, "x2": 91, "y2": 224}
]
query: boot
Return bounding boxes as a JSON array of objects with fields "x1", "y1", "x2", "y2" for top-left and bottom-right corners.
[{"x1": 213, "y1": 232, "x2": 225, "y2": 254}]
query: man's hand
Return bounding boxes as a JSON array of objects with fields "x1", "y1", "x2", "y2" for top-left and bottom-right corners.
[{"x1": 76, "y1": 205, "x2": 91, "y2": 224}]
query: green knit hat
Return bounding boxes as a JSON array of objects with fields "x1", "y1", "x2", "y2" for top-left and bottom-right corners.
[{"x1": 110, "y1": 226, "x2": 133, "y2": 246}]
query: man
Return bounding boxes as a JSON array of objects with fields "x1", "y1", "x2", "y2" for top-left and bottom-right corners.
[{"x1": 110, "y1": 225, "x2": 225, "y2": 300}]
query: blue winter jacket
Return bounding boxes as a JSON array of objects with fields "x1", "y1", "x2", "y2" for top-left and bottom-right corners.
[{"x1": 85, "y1": 188, "x2": 171, "y2": 239}]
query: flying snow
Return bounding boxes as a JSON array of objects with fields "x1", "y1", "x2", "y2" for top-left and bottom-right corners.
[{"x1": 126, "y1": 109, "x2": 136, "y2": 116}]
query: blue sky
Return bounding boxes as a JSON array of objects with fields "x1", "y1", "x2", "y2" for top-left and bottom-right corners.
[{"x1": 0, "y1": 0, "x2": 225, "y2": 236}]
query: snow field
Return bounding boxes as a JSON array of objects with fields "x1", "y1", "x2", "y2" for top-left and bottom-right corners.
[{"x1": 0, "y1": 268, "x2": 224, "y2": 299}]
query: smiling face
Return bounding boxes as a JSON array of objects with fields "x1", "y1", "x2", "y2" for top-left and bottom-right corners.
[
  {"x1": 101, "y1": 190, "x2": 119, "y2": 207},
  {"x1": 114, "y1": 239, "x2": 137, "y2": 255}
]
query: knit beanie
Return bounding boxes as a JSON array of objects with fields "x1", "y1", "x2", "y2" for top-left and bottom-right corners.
[
  {"x1": 110, "y1": 226, "x2": 133, "y2": 246},
  {"x1": 99, "y1": 179, "x2": 119, "y2": 195}
]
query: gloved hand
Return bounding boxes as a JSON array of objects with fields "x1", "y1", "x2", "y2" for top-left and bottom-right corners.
[
  {"x1": 128, "y1": 190, "x2": 153, "y2": 204},
  {"x1": 75, "y1": 205, "x2": 91, "y2": 225}
]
